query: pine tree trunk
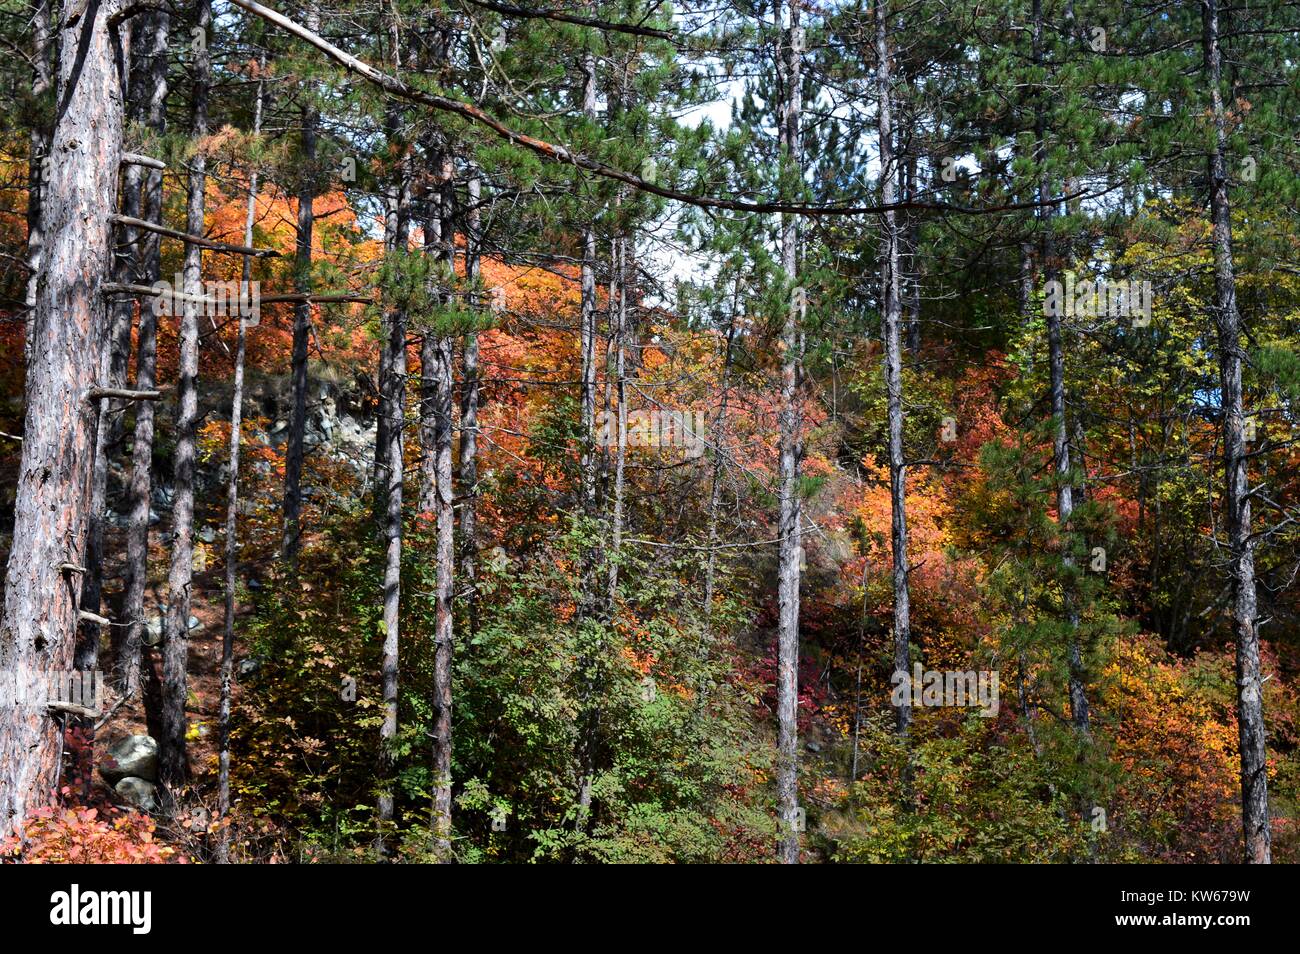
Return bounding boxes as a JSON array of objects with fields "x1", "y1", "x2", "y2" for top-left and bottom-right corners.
[
  {"x1": 579, "y1": 52, "x2": 599, "y2": 521},
  {"x1": 119, "y1": 9, "x2": 170, "y2": 698},
  {"x1": 22, "y1": 0, "x2": 54, "y2": 364},
  {"x1": 282, "y1": 2, "x2": 319, "y2": 565},
  {"x1": 459, "y1": 174, "x2": 481, "y2": 631},
  {"x1": 421, "y1": 155, "x2": 457, "y2": 859},
  {"x1": 0, "y1": 0, "x2": 126, "y2": 831},
  {"x1": 420, "y1": 151, "x2": 454, "y2": 515},
  {"x1": 158, "y1": 0, "x2": 213, "y2": 794},
  {"x1": 375, "y1": 157, "x2": 410, "y2": 848},
  {"x1": 217, "y1": 58, "x2": 264, "y2": 864},
  {"x1": 1202, "y1": 0, "x2": 1271, "y2": 864},
  {"x1": 77, "y1": 19, "x2": 141, "y2": 675},
  {"x1": 877, "y1": 0, "x2": 912, "y2": 742},
  {"x1": 429, "y1": 326, "x2": 455, "y2": 860},
  {"x1": 1032, "y1": 0, "x2": 1092, "y2": 754},
  {"x1": 606, "y1": 235, "x2": 627, "y2": 608},
  {"x1": 775, "y1": 0, "x2": 804, "y2": 865}
]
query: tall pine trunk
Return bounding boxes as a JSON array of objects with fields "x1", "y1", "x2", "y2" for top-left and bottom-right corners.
[
  {"x1": 22, "y1": 0, "x2": 54, "y2": 363},
  {"x1": 217, "y1": 57, "x2": 265, "y2": 864},
  {"x1": 459, "y1": 173, "x2": 481, "y2": 630},
  {"x1": 0, "y1": 0, "x2": 126, "y2": 830},
  {"x1": 775, "y1": 0, "x2": 804, "y2": 865},
  {"x1": 282, "y1": 2, "x2": 319, "y2": 565},
  {"x1": 876, "y1": 0, "x2": 912, "y2": 741},
  {"x1": 119, "y1": 5, "x2": 170, "y2": 696},
  {"x1": 158, "y1": 0, "x2": 213, "y2": 794},
  {"x1": 1202, "y1": 0, "x2": 1271, "y2": 864},
  {"x1": 375, "y1": 151, "x2": 410, "y2": 849},
  {"x1": 119, "y1": 9, "x2": 170, "y2": 697},
  {"x1": 422, "y1": 153, "x2": 456, "y2": 859}
]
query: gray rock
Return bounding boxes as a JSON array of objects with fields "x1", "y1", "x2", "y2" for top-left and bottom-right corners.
[
  {"x1": 101, "y1": 735, "x2": 158, "y2": 785},
  {"x1": 105, "y1": 507, "x2": 162, "y2": 528},
  {"x1": 113, "y1": 777, "x2": 158, "y2": 813},
  {"x1": 197, "y1": 525, "x2": 217, "y2": 544},
  {"x1": 237, "y1": 656, "x2": 264, "y2": 680},
  {"x1": 144, "y1": 607, "x2": 202, "y2": 646}
]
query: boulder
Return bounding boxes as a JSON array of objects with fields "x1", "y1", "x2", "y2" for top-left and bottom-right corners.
[
  {"x1": 113, "y1": 777, "x2": 158, "y2": 813},
  {"x1": 101, "y1": 735, "x2": 158, "y2": 785}
]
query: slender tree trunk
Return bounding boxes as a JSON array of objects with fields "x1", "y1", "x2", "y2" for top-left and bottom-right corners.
[
  {"x1": 1032, "y1": 0, "x2": 1092, "y2": 755},
  {"x1": 375, "y1": 151, "x2": 410, "y2": 850},
  {"x1": 22, "y1": 0, "x2": 54, "y2": 364},
  {"x1": 605, "y1": 236, "x2": 628, "y2": 608},
  {"x1": 217, "y1": 58, "x2": 265, "y2": 864},
  {"x1": 374, "y1": 88, "x2": 404, "y2": 522},
  {"x1": 1202, "y1": 0, "x2": 1270, "y2": 864},
  {"x1": 570, "y1": 42, "x2": 604, "y2": 834},
  {"x1": 0, "y1": 0, "x2": 126, "y2": 831},
  {"x1": 459, "y1": 173, "x2": 482, "y2": 631},
  {"x1": 775, "y1": 0, "x2": 804, "y2": 865},
  {"x1": 877, "y1": 0, "x2": 912, "y2": 741},
  {"x1": 158, "y1": 0, "x2": 213, "y2": 795},
  {"x1": 428, "y1": 331, "x2": 455, "y2": 858},
  {"x1": 282, "y1": 2, "x2": 319, "y2": 565},
  {"x1": 420, "y1": 153, "x2": 457, "y2": 860},
  {"x1": 119, "y1": 9, "x2": 170, "y2": 698},
  {"x1": 579, "y1": 51, "x2": 599, "y2": 521},
  {"x1": 420, "y1": 151, "x2": 454, "y2": 515}
]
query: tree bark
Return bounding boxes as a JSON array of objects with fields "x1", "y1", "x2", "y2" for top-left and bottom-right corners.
[
  {"x1": 1032, "y1": 0, "x2": 1092, "y2": 758},
  {"x1": 605, "y1": 235, "x2": 628, "y2": 608},
  {"x1": 217, "y1": 57, "x2": 265, "y2": 864},
  {"x1": 459, "y1": 173, "x2": 482, "y2": 631},
  {"x1": 282, "y1": 2, "x2": 319, "y2": 565},
  {"x1": 428, "y1": 325, "x2": 455, "y2": 861},
  {"x1": 77, "y1": 16, "x2": 142, "y2": 675},
  {"x1": 22, "y1": 0, "x2": 54, "y2": 364},
  {"x1": 420, "y1": 152, "x2": 457, "y2": 860},
  {"x1": 578, "y1": 50, "x2": 599, "y2": 521},
  {"x1": 1202, "y1": 0, "x2": 1271, "y2": 864},
  {"x1": 877, "y1": 0, "x2": 912, "y2": 742},
  {"x1": 775, "y1": 0, "x2": 803, "y2": 865},
  {"x1": 158, "y1": 0, "x2": 213, "y2": 794},
  {"x1": 0, "y1": 0, "x2": 126, "y2": 831},
  {"x1": 375, "y1": 146, "x2": 410, "y2": 849},
  {"x1": 118, "y1": 9, "x2": 170, "y2": 698}
]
